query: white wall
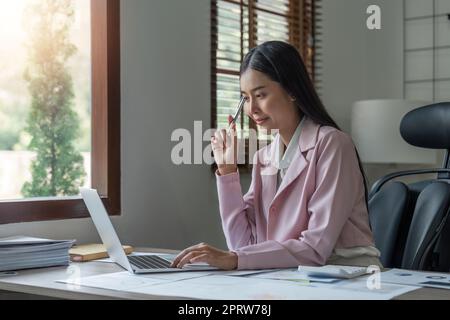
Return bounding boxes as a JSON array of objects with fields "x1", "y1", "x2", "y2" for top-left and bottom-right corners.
[
  {"x1": 319, "y1": 0, "x2": 366, "y2": 131},
  {"x1": 362, "y1": 0, "x2": 404, "y2": 101},
  {"x1": 0, "y1": 0, "x2": 229, "y2": 250},
  {"x1": 118, "y1": 0, "x2": 231, "y2": 249},
  {"x1": 320, "y1": 0, "x2": 404, "y2": 132},
  {"x1": 319, "y1": 0, "x2": 418, "y2": 186}
]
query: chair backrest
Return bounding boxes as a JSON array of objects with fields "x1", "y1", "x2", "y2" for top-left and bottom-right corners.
[
  {"x1": 401, "y1": 182, "x2": 450, "y2": 270},
  {"x1": 368, "y1": 102, "x2": 450, "y2": 271},
  {"x1": 368, "y1": 182, "x2": 413, "y2": 267},
  {"x1": 433, "y1": 212, "x2": 450, "y2": 272},
  {"x1": 369, "y1": 179, "x2": 450, "y2": 271}
]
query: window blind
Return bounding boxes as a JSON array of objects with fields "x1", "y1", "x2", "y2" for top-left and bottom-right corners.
[
  {"x1": 307, "y1": 0, "x2": 323, "y2": 95},
  {"x1": 211, "y1": 0, "x2": 320, "y2": 136}
]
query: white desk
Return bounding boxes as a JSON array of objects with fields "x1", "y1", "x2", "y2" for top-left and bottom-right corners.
[{"x1": 1, "y1": 248, "x2": 449, "y2": 300}]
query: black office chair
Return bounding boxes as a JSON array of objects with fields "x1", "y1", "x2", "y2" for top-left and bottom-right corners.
[{"x1": 368, "y1": 102, "x2": 450, "y2": 272}]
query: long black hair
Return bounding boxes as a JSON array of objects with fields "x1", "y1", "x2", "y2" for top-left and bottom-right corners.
[{"x1": 240, "y1": 41, "x2": 369, "y2": 206}]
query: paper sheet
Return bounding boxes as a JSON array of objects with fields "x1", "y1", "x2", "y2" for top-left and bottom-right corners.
[
  {"x1": 213, "y1": 269, "x2": 282, "y2": 277},
  {"x1": 57, "y1": 269, "x2": 418, "y2": 300},
  {"x1": 311, "y1": 274, "x2": 417, "y2": 297},
  {"x1": 129, "y1": 275, "x2": 417, "y2": 300},
  {"x1": 250, "y1": 269, "x2": 341, "y2": 283},
  {"x1": 380, "y1": 269, "x2": 450, "y2": 290},
  {"x1": 57, "y1": 272, "x2": 167, "y2": 291},
  {"x1": 56, "y1": 270, "x2": 213, "y2": 291}
]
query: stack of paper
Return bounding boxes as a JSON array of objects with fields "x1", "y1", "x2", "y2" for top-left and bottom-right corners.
[{"x1": 0, "y1": 236, "x2": 75, "y2": 272}]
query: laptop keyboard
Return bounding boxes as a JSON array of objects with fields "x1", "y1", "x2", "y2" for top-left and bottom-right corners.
[{"x1": 128, "y1": 255, "x2": 172, "y2": 270}]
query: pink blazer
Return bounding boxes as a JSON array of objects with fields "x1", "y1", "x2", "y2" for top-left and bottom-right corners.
[{"x1": 216, "y1": 118, "x2": 376, "y2": 270}]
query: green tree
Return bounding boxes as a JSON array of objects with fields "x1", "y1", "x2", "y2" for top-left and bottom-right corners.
[{"x1": 22, "y1": 0, "x2": 85, "y2": 197}]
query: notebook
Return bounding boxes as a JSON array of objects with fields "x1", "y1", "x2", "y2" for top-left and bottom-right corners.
[{"x1": 70, "y1": 244, "x2": 133, "y2": 262}]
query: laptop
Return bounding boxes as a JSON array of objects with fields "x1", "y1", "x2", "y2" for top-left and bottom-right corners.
[{"x1": 80, "y1": 188, "x2": 218, "y2": 274}]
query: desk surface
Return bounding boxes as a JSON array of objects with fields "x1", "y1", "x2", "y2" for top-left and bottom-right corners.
[{"x1": 1, "y1": 248, "x2": 449, "y2": 300}]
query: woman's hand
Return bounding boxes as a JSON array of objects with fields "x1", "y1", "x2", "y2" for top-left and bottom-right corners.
[
  {"x1": 170, "y1": 243, "x2": 238, "y2": 271},
  {"x1": 212, "y1": 115, "x2": 238, "y2": 176}
]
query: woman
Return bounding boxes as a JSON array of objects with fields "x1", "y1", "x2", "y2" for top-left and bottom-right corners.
[{"x1": 171, "y1": 41, "x2": 381, "y2": 270}]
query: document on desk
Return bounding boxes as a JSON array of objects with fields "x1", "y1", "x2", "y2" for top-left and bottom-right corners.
[
  {"x1": 214, "y1": 269, "x2": 282, "y2": 277},
  {"x1": 380, "y1": 269, "x2": 450, "y2": 290},
  {"x1": 310, "y1": 274, "x2": 418, "y2": 298},
  {"x1": 56, "y1": 271, "x2": 215, "y2": 292},
  {"x1": 57, "y1": 269, "x2": 417, "y2": 299},
  {"x1": 249, "y1": 268, "x2": 341, "y2": 283},
  {"x1": 128, "y1": 274, "x2": 417, "y2": 300}
]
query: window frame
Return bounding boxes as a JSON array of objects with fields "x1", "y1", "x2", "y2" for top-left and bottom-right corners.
[{"x1": 0, "y1": 0, "x2": 121, "y2": 225}]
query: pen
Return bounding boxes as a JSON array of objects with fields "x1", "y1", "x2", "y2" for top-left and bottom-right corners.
[
  {"x1": 0, "y1": 271, "x2": 18, "y2": 277},
  {"x1": 290, "y1": 279, "x2": 310, "y2": 285},
  {"x1": 228, "y1": 96, "x2": 246, "y2": 130}
]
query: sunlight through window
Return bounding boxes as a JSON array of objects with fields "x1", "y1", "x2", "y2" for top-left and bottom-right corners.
[{"x1": 0, "y1": 0, "x2": 91, "y2": 200}]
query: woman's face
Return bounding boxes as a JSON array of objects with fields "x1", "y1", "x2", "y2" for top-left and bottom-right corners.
[{"x1": 240, "y1": 69, "x2": 298, "y2": 131}]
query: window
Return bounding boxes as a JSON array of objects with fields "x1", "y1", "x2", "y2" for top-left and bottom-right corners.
[
  {"x1": 403, "y1": 0, "x2": 450, "y2": 102},
  {"x1": 0, "y1": 0, "x2": 120, "y2": 224},
  {"x1": 211, "y1": 0, "x2": 318, "y2": 164}
]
